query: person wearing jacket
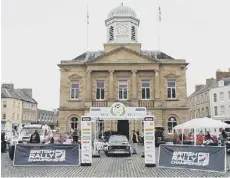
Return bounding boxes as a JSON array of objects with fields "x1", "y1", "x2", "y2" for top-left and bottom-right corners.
[
  {"x1": 1, "y1": 131, "x2": 6, "y2": 153},
  {"x1": 30, "y1": 130, "x2": 40, "y2": 143},
  {"x1": 72, "y1": 129, "x2": 79, "y2": 144},
  {"x1": 132, "y1": 130, "x2": 139, "y2": 154}
]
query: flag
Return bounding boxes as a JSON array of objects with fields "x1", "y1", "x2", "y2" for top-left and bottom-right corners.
[
  {"x1": 87, "y1": 5, "x2": 89, "y2": 25},
  {"x1": 158, "y1": 6, "x2": 161, "y2": 21}
]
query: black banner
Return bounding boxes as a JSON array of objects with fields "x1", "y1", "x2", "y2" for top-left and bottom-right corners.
[
  {"x1": 158, "y1": 144, "x2": 226, "y2": 172},
  {"x1": 13, "y1": 144, "x2": 80, "y2": 166}
]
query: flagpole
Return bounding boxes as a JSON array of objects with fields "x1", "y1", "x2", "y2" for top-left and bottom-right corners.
[
  {"x1": 87, "y1": 4, "x2": 89, "y2": 51},
  {"x1": 157, "y1": 0, "x2": 161, "y2": 54}
]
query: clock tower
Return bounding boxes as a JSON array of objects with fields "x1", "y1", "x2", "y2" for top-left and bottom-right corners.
[{"x1": 105, "y1": 3, "x2": 140, "y2": 44}]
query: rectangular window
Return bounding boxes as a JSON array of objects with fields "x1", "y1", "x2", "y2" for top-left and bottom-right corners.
[
  {"x1": 141, "y1": 80, "x2": 150, "y2": 99},
  {"x1": 3, "y1": 101, "x2": 7, "y2": 108},
  {"x1": 96, "y1": 80, "x2": 105, "y2": 100},
  {"x1": 17, "y1": 113, "x2": 19, "y2": 120},
  {"x1": 228, "y1": 91, "x2": 230, "y2": 100},
  {"x1": 118, "y1": 80, "x2": 128, "y2": 100},
  {"x1": 220, "y1": 105, "x2": 225, "y2": 115},
  {"x1": 198, "y1": 109, "x2": 200, "y2": 117},
  {"x1": 220, "y1": 92, "x2": 224, "y2": 101},
  {"x1": 13, "y1": 101, "x2": 15, "y2": 107},
  {"x1": 71, "y1": 81, "x2": 80, "y2": 99},
  {"x1": 201, "y1": 108, "x2": 204, "y2": 117},
  {"x1": 2, "y1": 114, "x2": 6, "y2": 120},
  {"x1": 214, "y1": 106, "x2": 218, "y2": 116},
  {"x1": 12, "y1": 113, "x2": 15, "y2": 120},
  {"x1": 213, "y1": 93, "x2": 217, "y2": 102},
  {"x1": 167, "y1": 80, "x2": 176, "y2": 99},
  {"x1": 18, "y1": 102, "x2": 20, "y2": 108}
]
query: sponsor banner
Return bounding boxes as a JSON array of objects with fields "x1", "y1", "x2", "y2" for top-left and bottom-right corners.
[
  {"x1": 144, "y1": 117, "x2": 156, "y2": 165},
  {"x1": 13, "y1": 144, "x2": 80, "y2": 166},
  {"x1": 159, "y1": 145, "x2": 226, "y2": 172},
  {"x1": 89, "y1": 103, "x2": 146, "y2": 119},
  {"x1": 145, "y1": 136, "x2": 154, "y2": 140},
  {"x1": 81, "y1": 116, "x2": 92, "y2": 164}
]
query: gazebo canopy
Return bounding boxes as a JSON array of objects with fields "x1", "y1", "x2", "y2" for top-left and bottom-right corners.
[{"x1": 173, "y1": 117, "x2": 230, "y2": 130}]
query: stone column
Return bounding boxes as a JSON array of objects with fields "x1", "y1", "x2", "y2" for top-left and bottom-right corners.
[
  {"x1": 155, "y1": 70, "x2": 160, "y2": 99},
  {"x1": 108, "y1": 70, "x2": 114, "y2": 100},
  {"x1": 131, "y1": 70, "x2": 137, "y2": 99},
  {"x1": 86, "y1": 70, "x2": 92, "y2": 100}
]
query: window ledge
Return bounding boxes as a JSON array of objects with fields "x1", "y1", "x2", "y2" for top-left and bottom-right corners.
[
  {"x1": 165, "y1": 99, "x2": 179, "y2": 101},
  {"x1": 68, "y1": 99, "x2": 82, "y2": 102}
]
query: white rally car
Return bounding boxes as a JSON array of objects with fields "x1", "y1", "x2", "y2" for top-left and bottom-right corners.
[{"x1": 9, "y1": 124, "x2": 53, "y2": 160}]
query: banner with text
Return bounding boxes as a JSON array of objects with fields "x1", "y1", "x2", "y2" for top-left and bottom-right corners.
[
  {"x1": 81, "y1": 116, "x2": 92, "y2": 165},
  {"x1": 13, "y1": 144, "x2": 80, "y2": 166},
  {"x1": 158, "y1": 144, "x2": 226, "y2": 172},
  {"x1": 144, "y1": 117, "x2": 156, "y2": 166}
]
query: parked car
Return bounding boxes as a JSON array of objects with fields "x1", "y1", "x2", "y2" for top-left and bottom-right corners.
[
  {"x1": 155, "y1": 127, "x2": 166, "y2": 147},
  {"x1": 105, "y1": 135, "x2": 131, "y2": 157},
  {"x1": 9, "y1": 124, "x2": 53, "y2": 160}
]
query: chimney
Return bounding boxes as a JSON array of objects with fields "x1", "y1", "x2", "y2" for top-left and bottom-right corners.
[
  {"x1": 195, "y1": 85, "x2": 205, "y2": 91},
  {"x1": 21, "y1": 88, "x2": 33, "y2": 98},
  {"x1": 206, "y1": 78, "x2": 217, "y2": 87},
  {"x1": 1, "y1": 83, "x2": 14, "y2": 90}
]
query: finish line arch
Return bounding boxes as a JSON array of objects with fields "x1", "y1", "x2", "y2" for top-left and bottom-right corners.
[{"x1": 80, "y1": 102, "x2": 156, "y2": 167}]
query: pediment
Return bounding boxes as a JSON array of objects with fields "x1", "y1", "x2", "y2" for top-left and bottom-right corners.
[
  {"x1": 164, "y1": 73, "x2": 179, "y2": 79},
  {"x1": 88, "y1": 47, "x2": 156, "y2": 64},
  {"x1": 68, "y1": 73, "x2": 82, "y2": 80}
]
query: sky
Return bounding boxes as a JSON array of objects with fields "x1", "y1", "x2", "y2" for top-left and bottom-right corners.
[{"x1": 1, "y1": 0, "x2": 230, "y2": 110}]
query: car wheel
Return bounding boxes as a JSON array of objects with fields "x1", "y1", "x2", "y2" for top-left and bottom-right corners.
[
  {"x1": 9, "y1": 145, "x2": 15, "y2": 160},
  {"x1": 128, "y1": 152, "x2": 131, "y2": 157}
]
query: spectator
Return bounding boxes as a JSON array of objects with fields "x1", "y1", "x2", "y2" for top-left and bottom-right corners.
[
  {"x1": 73, "y1": 129, "x2": 79, "y2": 144},
  {"x1": 1, "y1": 131, "x2": 6, "y2": 153},
  {"x1": 30, "y1": 130, "x2": 40, "y2": 143},
  {"x1": 132, "y1": 130, "x2": 139, "y2": 154}
]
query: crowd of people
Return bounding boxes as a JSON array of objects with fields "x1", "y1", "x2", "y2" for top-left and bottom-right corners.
[{"x1": 172, "y1": 128, "x2": 228, "y2": 145}]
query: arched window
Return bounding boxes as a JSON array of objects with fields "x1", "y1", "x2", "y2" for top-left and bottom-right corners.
[
  {"x1": 131, "y1": 26, "x2": 136, "y2": 41},
  {"x1": 168, "y1": 117, "x2": 177, "y2": 134},
  {"x1": 109, "y1": 26, "x2": 114, "y2": 41},
  {"x1": 70, "y1": 117, "x2": 78, "y2": 130}
]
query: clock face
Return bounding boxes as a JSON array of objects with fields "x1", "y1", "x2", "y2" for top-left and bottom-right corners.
[{"x1": 117, "y1": 25, "x2": 128, "y2": 35}]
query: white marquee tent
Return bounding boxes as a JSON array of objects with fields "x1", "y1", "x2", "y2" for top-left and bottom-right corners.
[
  {"x1": 174, "y1": 117, "x2": 230, "y2": 130},
  {"x1": 173, "y1": 117, "x2": 230, "y2": 145}
]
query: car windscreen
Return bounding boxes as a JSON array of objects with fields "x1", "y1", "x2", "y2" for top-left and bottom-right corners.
[
  {"x1": 109, "y1": 135, "x2": 128, "y2": 142},
  {"x1": 20, "y1": 129, "x2": 44, "y2": 136}
]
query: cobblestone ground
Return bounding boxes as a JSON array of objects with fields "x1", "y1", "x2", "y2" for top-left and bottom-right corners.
[{"x1": 1, "y1": 146, "x2": 230, "y2": 177}]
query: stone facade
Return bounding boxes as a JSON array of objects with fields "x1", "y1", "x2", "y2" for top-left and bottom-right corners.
[
  {"x1": 1, "y1": 84, "x2": 37, "y2": 131},
  {"x1": 57, "y1": 4, "x2": 189, "y2": 138}
]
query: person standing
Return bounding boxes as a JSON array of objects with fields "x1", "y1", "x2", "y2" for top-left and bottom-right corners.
[
  {"x1": 1, "y1": 131, "x2": 6, "y2": 153},
  {"x1": 132, "y1": 130, "x2": 139, "y2": 154},
  {"x1": 73, "y1": 129, "x2": 79, "y2": 144},
  {"x1": 30, "y1": 130, "x2": 40, "y2": 143}
]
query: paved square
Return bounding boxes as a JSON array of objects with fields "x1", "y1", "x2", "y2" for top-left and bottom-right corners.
[{"x1": 1, "y1": 147, "x2": 230, "y2": 177}]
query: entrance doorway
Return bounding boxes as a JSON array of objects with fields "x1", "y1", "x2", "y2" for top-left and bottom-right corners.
[{"x1": 117, "y1": 120, "x2": 129, "y2": 140}]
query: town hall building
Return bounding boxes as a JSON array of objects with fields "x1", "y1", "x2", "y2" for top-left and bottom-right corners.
[{"x1": 58, "y1": 4, "x2": 189, "y2": 138}]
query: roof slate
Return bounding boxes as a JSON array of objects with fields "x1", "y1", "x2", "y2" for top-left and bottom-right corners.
[
  {"x1": 1, "y1": 88, "x2": 37, "y2": 103},
  {"x1": 72, "y1": 50, "x2": 174, "y2": 62}
]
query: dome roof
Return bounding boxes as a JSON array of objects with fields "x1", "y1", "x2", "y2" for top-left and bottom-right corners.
[{"x1": 107, "y1": 3, "x2": 137, "y2": 19}]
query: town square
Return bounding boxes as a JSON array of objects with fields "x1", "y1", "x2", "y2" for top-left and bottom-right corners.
[{"x1": 1, "y1": 0, "x2": 230, "y2": 177}]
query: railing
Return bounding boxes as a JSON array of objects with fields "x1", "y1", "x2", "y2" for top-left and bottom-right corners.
[
  {"x1": 92, "y1": 101, "x2": 108, "y2": 107},
  {"x1": 138, "y1": 100, "x2": 154, "y2": 108}
]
